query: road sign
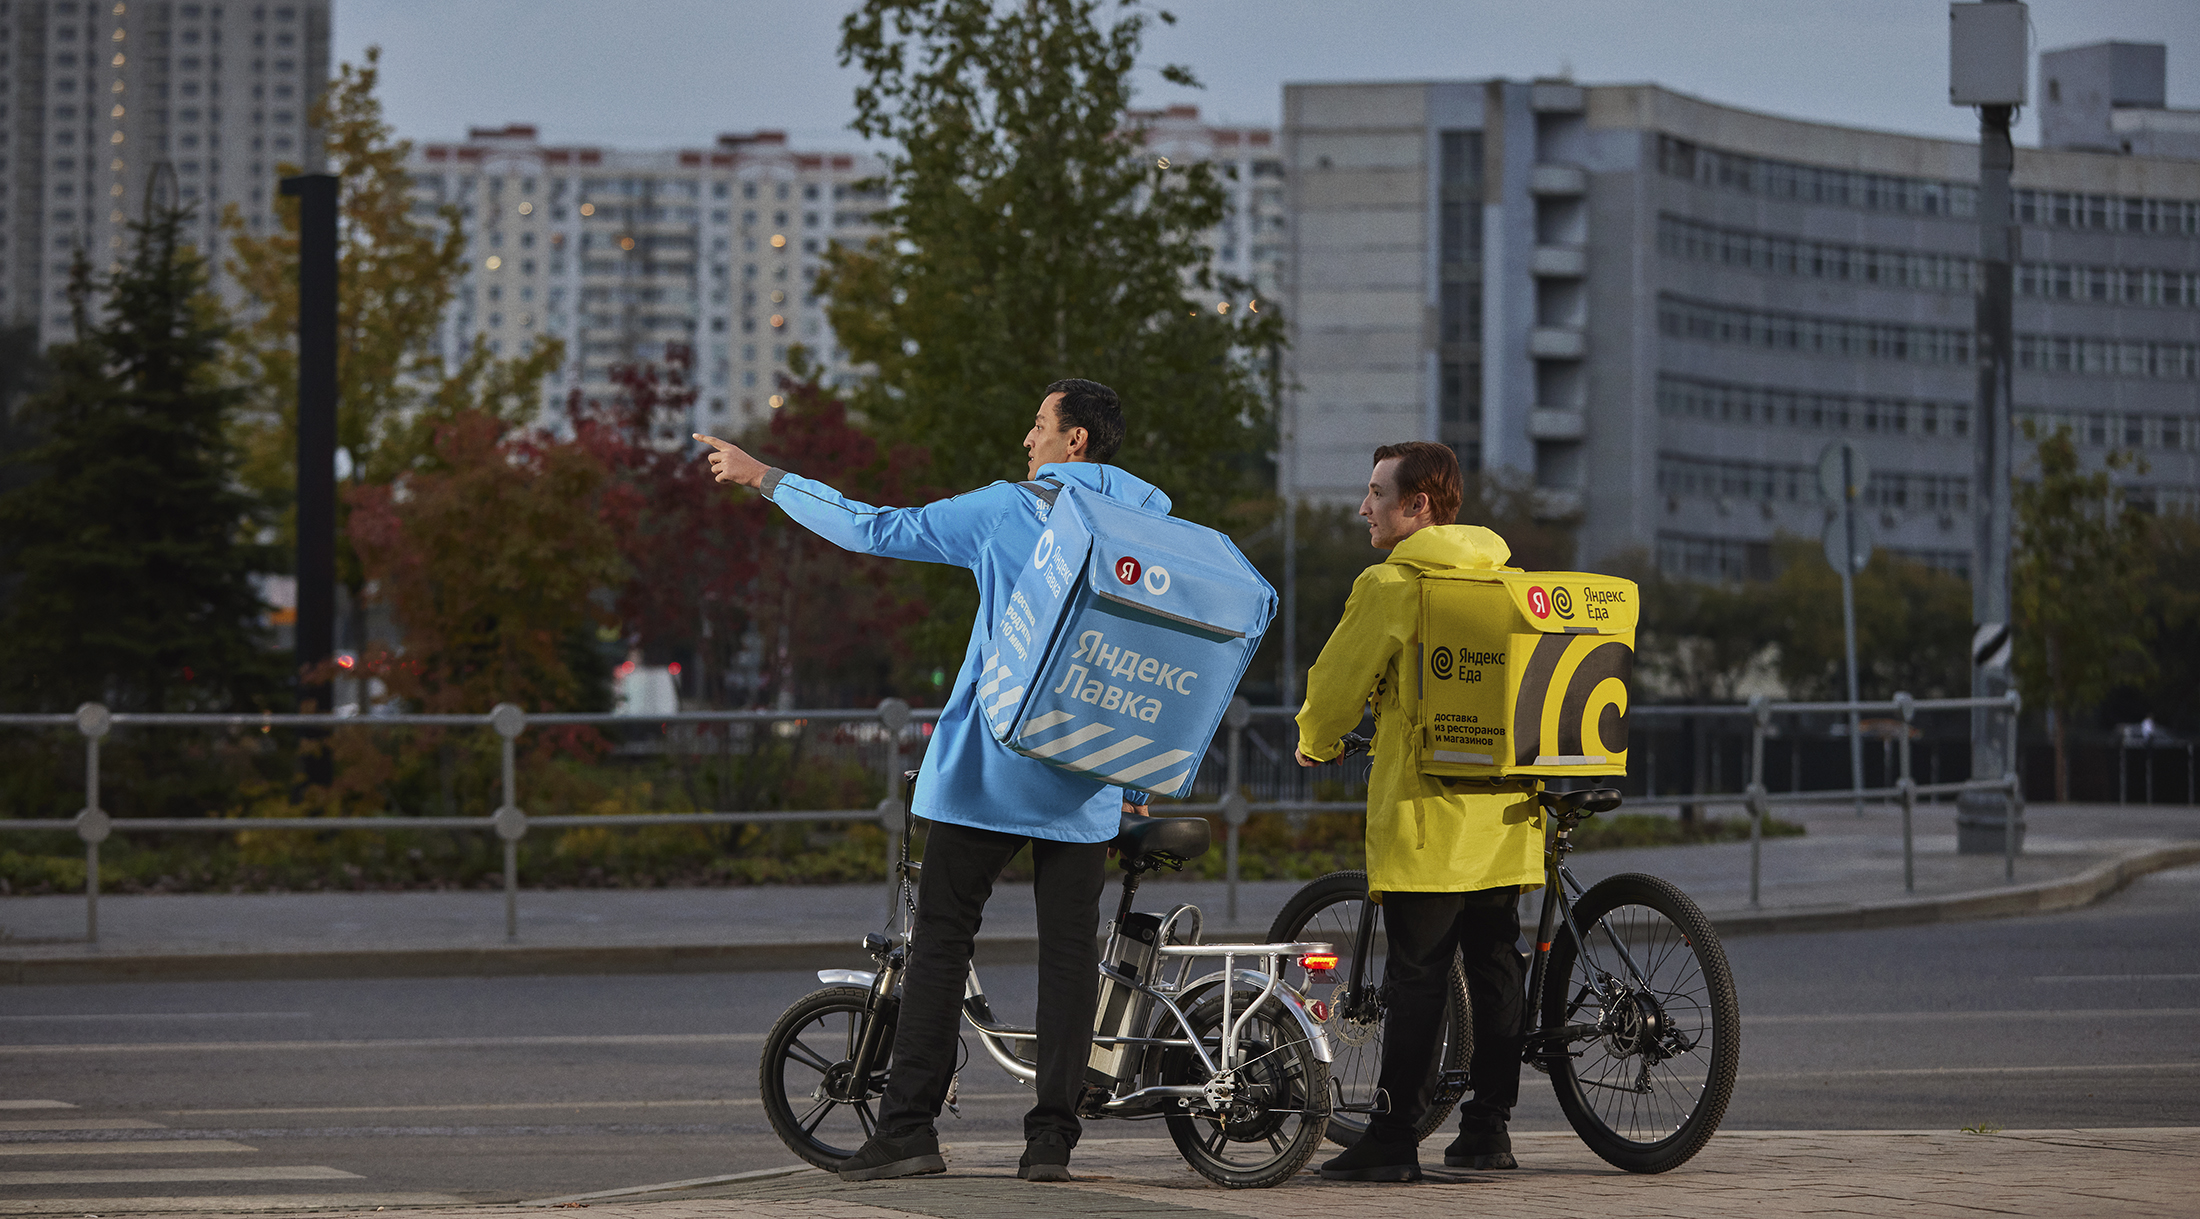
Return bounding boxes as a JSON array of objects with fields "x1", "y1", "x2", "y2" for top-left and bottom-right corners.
[
  {"x1": 1817, "y1": 441, "x2": 1871, "y2": 504},
  {"x1": 1823, "y1": 513, "x2": 1874, "y2": 575}
]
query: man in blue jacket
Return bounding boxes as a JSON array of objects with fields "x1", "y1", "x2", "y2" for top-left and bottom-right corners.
[{"x1": 695, "y1": 379, "x2": 1161, "y2": 1184}]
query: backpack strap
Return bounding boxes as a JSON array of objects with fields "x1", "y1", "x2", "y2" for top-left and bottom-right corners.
[{"x1": 1019, "y1": 475, "x2": 1064, "y2": 511}]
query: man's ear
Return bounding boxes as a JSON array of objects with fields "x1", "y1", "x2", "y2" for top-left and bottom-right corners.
[
  {"x1": 1410, "y1": 491, "x2": 1431, "y2": 521},
  {"x1": 1066, "y1": 426, "x2": 1089, "y2": 459}
]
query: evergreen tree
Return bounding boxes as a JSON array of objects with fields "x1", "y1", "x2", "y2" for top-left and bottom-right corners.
[
  {"x1": 0, "y1": 204, "x2": 278, "y2": 712},
  {"x1": 822, "y1": 0, "x2": 1282, "y2": 526}
]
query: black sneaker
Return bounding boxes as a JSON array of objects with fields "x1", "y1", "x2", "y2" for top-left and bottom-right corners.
[
  {"x1": 837, "y1": 1128, "x2": 946, "y2": 1182},
  {"x1": 1017, "y1": 1130, "x2": 1073, "y2": 1182},
  {"x1": 1318, "y1": 1131, "x2": 1422, "y2": 1182},
  {"x1": 1441, "y1": 1124, "x2": 1516, "y2": 1170}
]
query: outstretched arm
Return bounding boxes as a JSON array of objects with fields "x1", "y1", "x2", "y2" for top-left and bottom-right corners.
[{"x1": 694, "y1": 433, "x2": 994, "y2": 569}]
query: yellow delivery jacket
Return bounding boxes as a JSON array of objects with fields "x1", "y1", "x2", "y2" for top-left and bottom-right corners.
[{"x1": 1295, "y1": 525, "x2": 1544, "y2": 894}]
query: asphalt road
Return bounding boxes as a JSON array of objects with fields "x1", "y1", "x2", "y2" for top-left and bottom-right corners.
[{"x1": 2, "y1": 864, "x2": 2195, "y2": 1210}]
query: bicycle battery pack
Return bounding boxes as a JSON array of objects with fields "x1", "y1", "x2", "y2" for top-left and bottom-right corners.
[
  {"x1": 977, "y1": 482, "x2": 1275, "y2": 799},
  {"x1": 1416, "y1": 570, "x2": 1638, "y2": 779}
]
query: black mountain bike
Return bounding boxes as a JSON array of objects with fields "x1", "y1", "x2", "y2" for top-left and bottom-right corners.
[{"x1": 1268, "y1": 734, "x2": 1740, "y2": 1174}]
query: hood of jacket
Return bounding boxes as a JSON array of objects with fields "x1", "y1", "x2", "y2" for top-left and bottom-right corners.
[
  {"x1": 1385, "y1": 523, "x2": 1512, "y2": 573},
  {"x1": 1032, "y1": 461, "x2": 1172, "y2": 515}
]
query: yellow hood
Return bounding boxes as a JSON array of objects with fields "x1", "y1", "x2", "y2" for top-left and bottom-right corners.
[{"x1": 1386, "y1": 524, "x2": 1513, "y2": 574}]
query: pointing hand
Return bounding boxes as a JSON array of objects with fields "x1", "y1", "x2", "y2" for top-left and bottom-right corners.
[{"x1": 693, "y1": 433, "x2": 769, "y2": 489}]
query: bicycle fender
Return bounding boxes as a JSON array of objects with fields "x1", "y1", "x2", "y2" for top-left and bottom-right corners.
[
  {"x1": 817, "y1": 969, "x2": 876, "y2": 988},
  {"x1": 1175, "y1": 969, "x2": 1334, "y2": 1064}
]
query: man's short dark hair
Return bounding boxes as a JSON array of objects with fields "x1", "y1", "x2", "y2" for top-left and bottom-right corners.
[
  {"x1": 1372, "y1": 441, "x2": 1463, "y2": 525},
  {"x1": 1044, "y1": 378, "x2": 1124, "y2": 463}
]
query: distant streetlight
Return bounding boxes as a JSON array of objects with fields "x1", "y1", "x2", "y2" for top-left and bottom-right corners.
[{"x1": 1949, "y1": 1, "x2": 2026, "y2": 853}]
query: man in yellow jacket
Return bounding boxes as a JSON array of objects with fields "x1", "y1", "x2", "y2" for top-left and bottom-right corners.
[{"x1": 1296, "y1": 442, "x2": 1542, "y2": 1182}]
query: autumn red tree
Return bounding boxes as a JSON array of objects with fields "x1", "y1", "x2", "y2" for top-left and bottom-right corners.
[
  {"x1": 571, "y1": 346, "x2": 940, "y2": 707},
  {"x1": 346, "y1": 411, "x2": 624, "y2": 713}
]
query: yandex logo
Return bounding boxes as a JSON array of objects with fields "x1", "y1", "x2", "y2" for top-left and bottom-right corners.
[{"x1": 1115, "y1": 556, "x2": 1141, "y2": 585}]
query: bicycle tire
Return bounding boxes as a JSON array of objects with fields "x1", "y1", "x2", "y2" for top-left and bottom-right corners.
[
  {"x1": 759, "y1": 985, "x2": 890, "y2": 1171},
  {"x1": 1267, "y1": 870, "x2": 1470, "y2": 1147},
  {"x1": 1542, "y1": 872, "x2": 1739, "y2": 1174},
  {"x1": 1156, "y1": 983, "x2": 1331, "y2": 1188}
]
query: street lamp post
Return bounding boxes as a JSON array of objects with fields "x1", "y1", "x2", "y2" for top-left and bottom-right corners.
[{"x1": 1949, "y1": 2, "x2": 2026, "y2": 853}]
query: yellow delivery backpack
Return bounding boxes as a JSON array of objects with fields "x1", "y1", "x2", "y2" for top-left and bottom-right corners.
[{"x1": 1415, "y1": 570, "x2": 1637, "y2": 779}]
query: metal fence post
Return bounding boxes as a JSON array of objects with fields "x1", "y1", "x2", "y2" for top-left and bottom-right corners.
[
  {"x1": 72, "y1": 703, "x2": 112, "y2": 943},
  {"x1": 1222, "y1": 696, "x2": 1251, "y2": 924},
  {"x1": 2003, "y1": 689, "x2": 2022, "y2": 882},
  {"x1": 1895, "y1": 691, "x2": 1916, "y2": 895},
  {"x1": 1746, "y1": 696, "x2": 1767, "y2": 909},
  {"x1": 489, "y1": 704, "x2": 528, "y2": 940},
  {"x1": 876, "y1": 698, "x2": 911, "y2": 919}
]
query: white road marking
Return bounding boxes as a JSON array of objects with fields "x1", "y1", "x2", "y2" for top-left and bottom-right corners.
[
  {"x1": 1743, "y1": 1062, "x2": 2200, "y2": 1081},
  {"x1": 0, "y1": 1140, "x2": 256, "y2": 1156},
  {"x1": 0, "y1": 1166, "x2": 361, "y2": 1185},
  {"x1": 0, "y1": 1119, "x2": 162, "y2": 1132},
  {"x1": 0, "y1": 1012, "x2": 312, "y2": 1023},
  {"x1": 170, "y1": 1093, "x2": 1033, "y2": 1117},
  {"x1": 0, "y1": 1102, "x2": 73, "y2": 1110},
  {"x1": 0, "y1": 1193, "x2": 467, "y2": 1214},
  {"x1": 0, "y1": 1032, "x2": 768, "y2": 1055},
  {"x1": 2031, "y1": 974, "x2": 2200, "y2": 982},
  {"x1": 1751, "y1": 1007, "x2": 2200, "y2": 1024}
]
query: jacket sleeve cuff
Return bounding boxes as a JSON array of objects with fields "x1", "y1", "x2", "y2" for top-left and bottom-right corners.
[
  {"x1": 1297, "y1": 737, "x2": 1339, "y2": 762},
  {"x1": 759, "y1": 467, "x2": 786, "y2": 498}
]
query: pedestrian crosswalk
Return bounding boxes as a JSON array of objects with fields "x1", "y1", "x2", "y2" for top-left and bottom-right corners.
[{"x1": 0, "y1": 1099, "x2": 465, "y2": 1215}]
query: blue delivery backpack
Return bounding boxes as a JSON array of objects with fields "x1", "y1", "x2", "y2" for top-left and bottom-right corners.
[{"x1": 975, "y1": 480, "x2": 1277, "y2": 799}]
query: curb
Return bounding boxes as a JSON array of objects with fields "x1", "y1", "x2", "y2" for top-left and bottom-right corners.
[
  {"x1": 1700, "y1": 841, "x2": 2200, "y2": 938},
  {"x1": 5, "y1": 843, "x2": 2196, "y2": 984}
]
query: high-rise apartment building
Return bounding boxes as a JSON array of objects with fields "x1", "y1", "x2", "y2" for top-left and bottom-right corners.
[
  {"x1": 1133, "y1": 104, "x2": 1288, "y2": 302},
  {"x1": 403, "y1": 125, "x2": 887, "y2": 437},
  {"x1": 1284, "y1": 51, "x2": 2200, "y2": 578},
  {"x1": 1, "y1": 0, "x2": 329, "y2": 341}
]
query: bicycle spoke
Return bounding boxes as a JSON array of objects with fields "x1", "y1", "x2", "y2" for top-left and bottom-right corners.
[
  {"x1": 797, "y1": 1096, "x2": 838, "y2": 1137},
  {"x1": 784, "y1": 1036, "x2": 837, "y2": 1077},
  {"x1": 854, "y1": 1100, "x2": 876, "y2": 1137}
]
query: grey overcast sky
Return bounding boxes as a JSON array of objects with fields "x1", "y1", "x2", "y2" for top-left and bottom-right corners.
[{"x1": 335, "y1": 1, "x2": 2200, "y2": 153}]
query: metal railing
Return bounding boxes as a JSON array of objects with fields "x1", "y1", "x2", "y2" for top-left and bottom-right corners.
[
  {"x1": 1, "y1": 691, "x2": 2024, "y2": 942},
  {"x1": 1631, "y1": 691, "x2": 2025, "y2": 904}
]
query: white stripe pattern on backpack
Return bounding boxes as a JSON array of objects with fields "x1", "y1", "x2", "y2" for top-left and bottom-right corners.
[{"x1": 1015, "y1": 713, "x2": 1199, "y2": 788}]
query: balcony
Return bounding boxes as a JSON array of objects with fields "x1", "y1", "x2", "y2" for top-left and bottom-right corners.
[
  {"x1": 1531, "y1": 244, "x2": 1587, "y2": 277},
  {"x1": 1530, "y1": 83, "x2": 1586, "y2": 114},
  {"x1": 1528, "y1": 327, "x2": 1586, "y2": 360},
  {"x1": 1532, "y1": 488, "x2": 1585, "y2": 521},
  {"x1": 1529, "y1": 163, "x2": 1587, "y2": 197},
  {"x1": 1529, "y1": 408, "x2": 1586, "y2": 441}
]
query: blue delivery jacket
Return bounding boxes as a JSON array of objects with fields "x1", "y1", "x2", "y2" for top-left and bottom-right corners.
[{"x1": 764, "y1": 461, "x2": 1170, "y2": 844}]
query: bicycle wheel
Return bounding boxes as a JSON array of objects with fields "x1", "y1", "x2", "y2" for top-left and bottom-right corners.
[
  {"x1": 1268, "y1": 870, "x2": 1470, "y2": 1146},
  {"x1": 1156, "y1": 983, "x2": 1331, "y2": 1188},
  {"x1": 759, "y1": 986, "x2": 890, "y2": 1171},
  {"x1": 1542, "y1": 873, "x2": 1739, "y2": 1174}
]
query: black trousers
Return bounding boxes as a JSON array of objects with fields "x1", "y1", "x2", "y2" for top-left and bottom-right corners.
[
  {"x1": 876, "y1": 820, "x2": 1109, "y2": 1145},
  {"x1": 1368, "y1": 886, "x2": 1528, "y2": 1141}
]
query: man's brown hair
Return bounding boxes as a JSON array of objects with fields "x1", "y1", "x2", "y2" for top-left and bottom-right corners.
[{"x1": 1372, "y1": 442, "x2": 1463, "y2": 526}]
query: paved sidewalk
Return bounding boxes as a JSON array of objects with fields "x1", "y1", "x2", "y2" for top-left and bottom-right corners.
[
  {"x1": 2, "y1": 801, "x2": 2194, "y2": 983},
  {"x1": 23, "y1": 1128, "x2": 2192, "y2": 1218}
]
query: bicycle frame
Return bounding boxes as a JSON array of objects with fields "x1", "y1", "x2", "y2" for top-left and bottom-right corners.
[
  {"x1": 825, "y1": 836, "x2": 1334, "y2": 1121},
  {"x1": 1325, "y1": 785, "x2": 1664, "y2": 1090}
]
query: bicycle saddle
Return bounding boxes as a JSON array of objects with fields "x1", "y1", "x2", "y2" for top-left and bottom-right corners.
[
  {"x1": 1112, "y1": 814, "x2": 1211, "y2": 865},
  {"x1": 1539, "y1": 788, "x2": 1623, "y2": 818}
]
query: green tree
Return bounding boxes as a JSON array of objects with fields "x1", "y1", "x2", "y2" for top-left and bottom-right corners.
[
  {"x1": 822, "y1": 0, "x2": 1281, "y2": 527},
  {"x1": 2012, "y1": 424, "x2": 2154, "y2": 800},
  {"x1": 1755, "y1": 536, "x2": 1972, "y2": 701},
  {"x1": 0, "y1": 206, "x2": 278, "y2": 713},
  {"x1": 223, "y1": 48, "x2": 563, "y2": 600}
]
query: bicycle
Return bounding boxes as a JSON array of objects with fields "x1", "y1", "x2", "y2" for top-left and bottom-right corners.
[
  {"x1": 1268, "y1": 734, "x2": 1740, "y2": 1174},
  {"x1": 759, "y1": 782, "x2": 1338, "y2": 1189}
]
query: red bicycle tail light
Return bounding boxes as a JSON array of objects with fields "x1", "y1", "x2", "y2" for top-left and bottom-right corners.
[{"x1": 1299, "y1": 953, "x2": 1338, "y2": 972}]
